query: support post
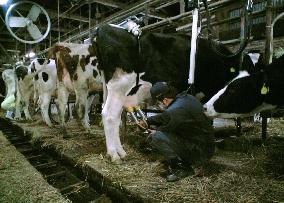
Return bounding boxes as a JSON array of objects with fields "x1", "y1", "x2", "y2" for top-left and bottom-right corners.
[
  {"x1": 235, "y1": 9, "x2": 246, "y2": 136},
  {"x1": 261, "y1": 0, "x2": 273, "y2": 141},
  {"x1": 188, "y1": 0, "x2": 200, "y2": 95},
  {"x1": 180, "y1": 0, "x2": 185, "y2": 14}
]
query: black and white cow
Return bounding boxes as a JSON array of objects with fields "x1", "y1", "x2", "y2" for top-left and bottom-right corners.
[
  {"x1": 204, "y1": 54, "x2": 284, "y2": 118},
  {"x1": 14, "y1": 64, "x2": 36, "y2": 120},
  {"x1": 31, "y1": 58, "x2": 57, "y2": 126},
  {"x1": 93, "y1": 24, "x2": 255, "y2": 162}
]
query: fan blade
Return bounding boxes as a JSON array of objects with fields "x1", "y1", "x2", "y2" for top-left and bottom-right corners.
[
  {"x1": 27, "y1": 23, "x2": 42, "y2": 40},
  {"x1": 27, "y1": 5, "x2": 41, "y2": 21},
  {"x1": 8, "y1": 17, "x2": 27, "y2": 27}
]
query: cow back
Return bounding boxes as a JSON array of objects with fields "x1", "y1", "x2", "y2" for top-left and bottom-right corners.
[
  {"x1": 95, "y1": 24, "x2": 249, "y2": 102},
  {"x1": 95, "y1": 24, "x2": 140, "y2": 82}
]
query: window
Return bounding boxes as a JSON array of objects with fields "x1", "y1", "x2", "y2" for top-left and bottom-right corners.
[
  {"x1": 253, "y1": 1, "x2": 266, "y2": 12},
  {"x1": 229, "y1": 8, "x2": 242, "y2": 18},
  {"x1": 252, "y1": 16, "x2": 266, "y2": 25},
  {"x1": 272, "y1": 0, "x2": 284, "y2": 6},
  {"x1": 229, "y1": 22, "x2": 240, "y2": 30}
]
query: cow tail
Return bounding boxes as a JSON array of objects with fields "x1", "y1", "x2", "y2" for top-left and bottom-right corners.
[{"x1": 100, "y1": 70, "x2": 107, "y2": 106}]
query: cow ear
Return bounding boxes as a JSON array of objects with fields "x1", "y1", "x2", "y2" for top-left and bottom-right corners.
[{"x1": 88, "y1": 45, "x2": 96, "y2": 56}]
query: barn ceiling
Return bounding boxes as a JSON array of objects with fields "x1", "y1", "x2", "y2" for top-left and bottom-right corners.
[{"x1": 0, "y1": 0, "x2": 192, "y2": 66}]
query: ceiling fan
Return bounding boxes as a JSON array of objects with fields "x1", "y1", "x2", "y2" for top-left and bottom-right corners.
[{"x1": 5, "y1": 1, "x2": 51, "y2": 44}]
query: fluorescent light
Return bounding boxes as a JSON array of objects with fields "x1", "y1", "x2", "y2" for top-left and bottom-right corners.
[
  {"x1": 28, "y1": 51, "x2": 35, "y2": 58},
  {"x1": 0, "y1": 0, "x2": 9, "y2": 5},
  {"x1": 25, "y1": 51, "x2": 36, "y2": 58}
]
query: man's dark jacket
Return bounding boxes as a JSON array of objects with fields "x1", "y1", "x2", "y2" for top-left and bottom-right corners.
[{"x1": 147, "y1": 92, "x2": 215, "y2": 164}]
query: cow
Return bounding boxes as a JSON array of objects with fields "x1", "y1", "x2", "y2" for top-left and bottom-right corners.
[
  {"x1": 48, "y1": 43, "x2": 102, "y2": 130},
  {"x1": 14, "y1": 64, "x2": 37, "y2": 120},
  {"x1": 203, "y1": 54, "x2": 284, "y2": 118},
  {"x1": 1, "y1": 69, "x2": 17, "y2": 117},
  {"x1": 31, "y1": 58, "x2": 57, "y2": 127},
  {"x1": 93, "y1": 24, "x2": 256, "y2": 162},
  {"x1": 0, "y1": 70, "x2": 6, "y2": 103}
]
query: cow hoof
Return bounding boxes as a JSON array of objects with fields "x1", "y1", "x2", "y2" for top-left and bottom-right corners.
[
  {"x1": 118, "y1": 149, "x2": 127, "y2": 159},
  {"x1": 111, "y1": 156, "x2": 122, "y2": 164},
  {"x1": 107, "y1": 152, "x2": 121, "y2": 164}
]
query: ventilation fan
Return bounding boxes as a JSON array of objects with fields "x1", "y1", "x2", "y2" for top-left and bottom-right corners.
[{"x1": 5, "y1": 1, "x2": 51, "y2": 44}]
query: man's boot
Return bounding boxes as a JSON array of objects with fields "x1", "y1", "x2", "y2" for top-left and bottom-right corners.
[
  {"x1": 158, "y1": 160, "x2": 171, "y2": 178},
  {"x1": 166, "y1": 159, "x2": 194, "y2": 182}
]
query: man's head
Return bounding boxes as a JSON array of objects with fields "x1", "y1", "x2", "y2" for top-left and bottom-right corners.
[{"x1": 150, "y1": 82, "x2": 177, "y2": 107}]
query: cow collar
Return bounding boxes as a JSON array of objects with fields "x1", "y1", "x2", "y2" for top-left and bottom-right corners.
[{"x1": 260, "y1": 69, "x2": 270, "y2": 96}]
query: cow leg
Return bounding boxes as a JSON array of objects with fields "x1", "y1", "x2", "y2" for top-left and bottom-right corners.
[
  {"x1": 86, "y1": 94, "x2": 95, "y2": 124},
  {"x1": 23, "y1": 100, "x2": 32, "y2": 120},
  {"x1": 40, "y1": 92, "x2": 53, "y2": 127},
  {"x1": 14, "y1": 91, "x2": 22, "y2": 120},
  {"x1": 102, "y1": 91, "x2": 126, "y2": 162},
  {"x1": 58, "y1": 83, "x2": 69, "y2": 128},
  {"x1": 75, "y1": 88, "x2": 92, "y2": 129},
  {"x1": 22, "y1": 90, "x2": 33, "y2": 120}
]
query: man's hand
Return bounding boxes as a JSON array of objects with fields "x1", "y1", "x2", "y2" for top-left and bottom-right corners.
[
  {"x1": 138, "y1": 120, "x2": 148, "y2": 130},
  {"x1": 148, "y1": 129, "x2": 156, "y2": 136}
]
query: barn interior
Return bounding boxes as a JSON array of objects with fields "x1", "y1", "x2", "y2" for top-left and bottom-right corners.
[
  {"x1": 0, "y1": 0, "x2": 283, "y2": 67},
  {"x1": 0, "y1": 0, "x2": 284, "y2": 202}
]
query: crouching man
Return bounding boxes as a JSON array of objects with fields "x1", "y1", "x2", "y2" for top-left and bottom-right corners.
[{"x1": 145, "y1": 82, "x2": 215, "y2": 182}]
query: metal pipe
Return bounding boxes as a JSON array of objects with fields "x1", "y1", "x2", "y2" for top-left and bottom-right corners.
[
  {"x1": 265, "y1": 0, "x2": 273, "y2": 65},
  {"x1": 188, "y1": 1, "x2": 200, "y2": 86},
  {"x1": 143, "y1": 0, "x2": 235, "y2": 31},
  {"x1": 36, "y1": 0, "x2": 238, "y2": 56}
]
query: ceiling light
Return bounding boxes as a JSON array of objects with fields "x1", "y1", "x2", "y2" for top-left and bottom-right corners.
[
  {"x1": 0, "y1": 0, "x2": 9, "y2": 6},
  {"x1": 25, "y1": 51, "x2": 36, "y2": 58}
]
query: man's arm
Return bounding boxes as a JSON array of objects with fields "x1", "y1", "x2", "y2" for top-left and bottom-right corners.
[{"x1": 147, "y1": 111, "x2": 171, "y2": 127}]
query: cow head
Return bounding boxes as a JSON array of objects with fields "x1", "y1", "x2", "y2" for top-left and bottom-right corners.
[
  {"x1": 203, "y1": 71, "x2": 264, "y2": 118},
  {"x1": 15, "y1": 66, "x2": 28, "y2": 80}
]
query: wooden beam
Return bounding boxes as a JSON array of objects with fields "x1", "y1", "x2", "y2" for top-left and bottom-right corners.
[{"x1": 88, "y1": 0, "x2": 126, "y2": 9}]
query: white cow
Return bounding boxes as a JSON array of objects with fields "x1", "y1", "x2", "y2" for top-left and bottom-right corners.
[
  {"x1": 31, "y1": 58, "x2": 57, "y2": 126},
  {"x1": 1, "y1": 69, "x2": 17, "y2": 118}
]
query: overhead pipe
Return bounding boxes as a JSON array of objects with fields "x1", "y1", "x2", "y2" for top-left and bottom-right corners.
[
  {"x1": 37, "y1": 0, "x2": 167, "y2": 55},
  {"x1": 142, "y1": 0, "x2": 234, "y2": 31},
  {"x1": 37, "y1": 0, "x2": 237, "y2": 56}
]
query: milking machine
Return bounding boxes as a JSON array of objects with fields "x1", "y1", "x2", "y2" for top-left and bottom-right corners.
[{"x1": 126, "y1": 106, "x2": 150, "y2": 132}]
